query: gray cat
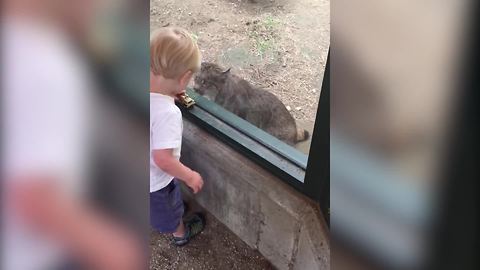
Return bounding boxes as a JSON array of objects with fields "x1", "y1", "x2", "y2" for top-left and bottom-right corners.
[{"x1": 193, "y1": 62, "x2": 309, "y2": 145}]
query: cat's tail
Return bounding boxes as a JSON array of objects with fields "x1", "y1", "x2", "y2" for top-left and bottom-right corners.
[{"x1": 296, "y1": 128, "x2": 310, "y2": 143}]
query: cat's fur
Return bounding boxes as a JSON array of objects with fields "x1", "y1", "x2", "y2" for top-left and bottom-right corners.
[{"x1": 193, "y1": 62, "x2": 309, "y2": 145}]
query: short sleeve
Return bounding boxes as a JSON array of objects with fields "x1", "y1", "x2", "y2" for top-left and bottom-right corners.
[{"x1": 151, "y1": 110, "x2": 182, "y2": 150}]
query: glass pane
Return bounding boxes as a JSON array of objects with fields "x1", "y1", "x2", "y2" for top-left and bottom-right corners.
[{"x1": 151, "y1": 0, "x2": 330, "y2": 155}]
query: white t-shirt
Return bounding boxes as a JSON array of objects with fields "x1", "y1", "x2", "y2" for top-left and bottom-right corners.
[{"x1": 150, "y1": 93, "x2": 183, "y2": 192}]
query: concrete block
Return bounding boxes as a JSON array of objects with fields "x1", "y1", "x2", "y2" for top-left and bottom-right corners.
[
  {"x1": 294, "y1": 228, "x2": 319, "y2": 270},
  {"x1": 258, "y1": 196, "x2": 300, "y2": 270},
  {"x1": 180, "y1": 119, "x2": 330, "y2": 269},
  {"x1": 293, "y1": 209, "x2": 330, "y2": 270},
  {"x1": 181, "y1": 126, "x2": 262, "y2": 248},
  {"x1": 223, "y1": 180, "x2": 261, "y2": 248}
]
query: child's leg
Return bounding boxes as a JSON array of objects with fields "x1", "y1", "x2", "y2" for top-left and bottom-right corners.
[
  {"x1": 150, "y1": 179, "x2": 205, "y2": 246},
  {"x1": 150, "y1": 180, "x2": 185, "y2": 233},
  {"x1": 172, "y1": 221, "x2": 186, "y2": 238},
  {"x1": 170, "y1": 182, "x2": 205, "y2": 246},
  {"x1": 172, "y1": 213, "x2": 205, "y2": 246}
]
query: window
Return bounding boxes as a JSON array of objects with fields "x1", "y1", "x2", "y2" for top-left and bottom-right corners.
[{"x1": 151, "y1": 0, "x2": 329, "y2": 154}]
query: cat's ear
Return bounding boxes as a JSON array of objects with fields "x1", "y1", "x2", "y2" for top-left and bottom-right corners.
[{"x1": 222, "y1": 68, "x2": 231, "y2": 75}]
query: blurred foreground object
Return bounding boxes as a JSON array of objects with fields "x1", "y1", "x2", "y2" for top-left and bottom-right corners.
[
  {"x1": 331, "y1": 0, "x2": 472, "y2": 269},
  {"x1": 1, "y1": 0, "x2": 148, "y2": 269}
]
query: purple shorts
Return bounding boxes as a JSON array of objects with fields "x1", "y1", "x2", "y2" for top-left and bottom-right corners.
[{"x1": 150, "y1": 179, "x2": 184, "y2": 233}]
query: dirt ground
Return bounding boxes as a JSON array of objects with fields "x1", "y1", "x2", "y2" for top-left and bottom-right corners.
[
  {"x1": 150, "y1": 0, "x2": 330, "y2": 127},
  {"x1": 150, "y1": 200, "x2": 275, "y2": 270}
]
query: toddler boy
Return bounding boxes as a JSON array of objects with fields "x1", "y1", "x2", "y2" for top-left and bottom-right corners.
[{"x1": 150, "y1": 27, "x2": 204, "y2": 246}]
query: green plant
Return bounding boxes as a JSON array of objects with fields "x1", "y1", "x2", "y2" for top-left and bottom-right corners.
[
  {"x1": 257, "y1": 39, "x2": 274, "y2": 57},
  {"x1": 264, "y1": 15, "x2": 279, "y2": 31},
  {"x1": 248, "y1": 15, "x2": 280, "y2": 59}
]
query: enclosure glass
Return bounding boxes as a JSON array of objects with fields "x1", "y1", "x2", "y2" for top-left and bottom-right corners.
[{"x1": 151, "y1": 0, "x2": 330, "y2": 156}]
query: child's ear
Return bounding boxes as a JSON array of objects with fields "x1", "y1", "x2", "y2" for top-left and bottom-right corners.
[{"x1": 179, "y1": 70, "x2": 194, "y2": 88}]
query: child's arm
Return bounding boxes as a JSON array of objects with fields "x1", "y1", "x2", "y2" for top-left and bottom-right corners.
[{"x1": 152, "y1": 149, "x2": 204, "y2": 193}]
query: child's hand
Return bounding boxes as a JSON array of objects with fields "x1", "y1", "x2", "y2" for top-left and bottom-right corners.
[{"x1": 186, "y1": 171, "x2": 204, "y2": 194}]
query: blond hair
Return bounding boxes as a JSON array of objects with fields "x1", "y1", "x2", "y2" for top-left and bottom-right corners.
[{"x1": 150, "y1": 27, "x2": 201, "y2": 79}]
